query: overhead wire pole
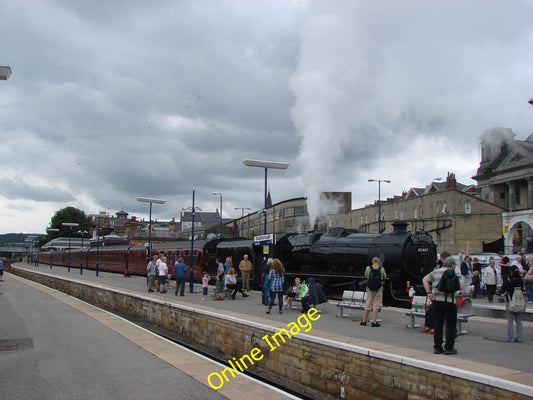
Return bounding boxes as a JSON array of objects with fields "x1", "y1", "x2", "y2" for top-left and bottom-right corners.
[
  {"x1": 368, "y1": 179, "x2": 391, "y2": 233},
  {"x1": 234, "y1": 207, "x2": 251, "y2": 237}
]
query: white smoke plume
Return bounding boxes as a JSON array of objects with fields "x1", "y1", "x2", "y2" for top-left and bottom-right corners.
[
  {"x1": 290, "y1": 1, "x2": 533, "y2": 228},
  {"x1": 290, "y1": 2, "x2": 375, "y2": 227}
]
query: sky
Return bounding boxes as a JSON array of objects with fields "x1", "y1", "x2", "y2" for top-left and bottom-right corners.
[{"x1": 0, "y1": 0, "x2": 532, "y2": 234}]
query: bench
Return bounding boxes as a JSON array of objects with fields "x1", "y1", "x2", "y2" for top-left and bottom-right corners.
[
  {"x1": 288, "y1": 297, "x2": 324, "y2": 313},
  {"x1": 405, "y1": 295, "x2": 475, "y2": 334},
  {"x1": 336, "y1": 290, "x2": 366, "y2": 318},
  {"x1": 405, "y1": 296, "x2": 428, "y2": 328}
]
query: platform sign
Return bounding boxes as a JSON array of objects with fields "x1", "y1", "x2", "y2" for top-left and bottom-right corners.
[{"x1": 254, "y1": 234, "x2": 275, "y2": 245}]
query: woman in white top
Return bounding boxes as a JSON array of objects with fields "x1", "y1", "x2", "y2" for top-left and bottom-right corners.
[{"x1": 158, "y1": 256, "x2": 169, "y2": 293}]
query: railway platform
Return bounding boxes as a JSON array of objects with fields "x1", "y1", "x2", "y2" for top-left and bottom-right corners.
[{"x1": 6, "y1": 262, "x2": 533, "y2": 398}]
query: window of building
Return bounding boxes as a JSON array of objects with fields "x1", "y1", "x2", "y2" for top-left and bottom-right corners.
[
  {"x1": 283, "y1": 207, "x2": 294, "y2": 217},
  {"x1": 294, "y1": 206, "x2": 307, "y2": 216},
  {"x1": 328, "y1": 206, "x2": 338, "y2": 215},
  {"x1": 400, "y1": 211, "x2": 403, "y2": 220},
  {"x1": 500, "y1": 192, "x2": 505, "y2": 199},
  {"x1": 464, "y1": 203, "x2": 471, "y2": 214},
  {"x1": 365, "y1": 215, "x2": 368, "y2": 224},
  {"x1": 375, "y1": 213, "x2": 379, "y2": 222},
  {"x1": 360, "y1": 216, "x2": 364, "y2": 225},
  {"x1": 414, "y1": 208, "x2": 418, "y2": 219}
]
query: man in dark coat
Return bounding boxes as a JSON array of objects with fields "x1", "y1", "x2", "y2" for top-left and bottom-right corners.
[{"x1": 301, "y1": 277, "x2": 328, "y2": 312}]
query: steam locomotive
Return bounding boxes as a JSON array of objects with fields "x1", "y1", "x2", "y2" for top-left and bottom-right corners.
[{"x1": 37, "y1": 221, "x2": 436, "y2": 303}]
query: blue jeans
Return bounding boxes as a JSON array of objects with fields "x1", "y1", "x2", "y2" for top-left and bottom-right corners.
[
  {"x1": 506, "y1": 305, "x2": 523, "y2": 341},
  {"x1": 526, "y1": 282, "x2": 533, "y2": 302},
  {"x1": 269, "y1": 291, "x2": 283, "y2": 312}
]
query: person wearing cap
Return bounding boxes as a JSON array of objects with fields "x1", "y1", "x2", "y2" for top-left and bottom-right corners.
[{"x1": 423, "y1": 256, "x2": 464, "y2": 355}]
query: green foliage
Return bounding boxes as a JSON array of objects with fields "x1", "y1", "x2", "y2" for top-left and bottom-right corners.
[{"x1": 48, "y1": 207, "x2": 91, "y2": 239}]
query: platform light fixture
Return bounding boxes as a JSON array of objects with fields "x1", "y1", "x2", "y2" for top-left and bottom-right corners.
[
  {"x1": 243, "y1": 159, "x2": 289, "y2": 234},
  {"x1": 0, "y1": 66, "x2": 11, "y2": 80},
  {"x1": 89, "y1": 213, "x2": 108, "y2": 277},
  {"x1": 212, "y1": 192, "x2": 223, "y2": 237},
  {"x1": 137, "y1": 197, "x2": 166, "y2": 265},
  {"x1": 62, "y1": 222, "x2": 79, "y2": 272},
  {"x1": 46, "y1": 228, "x2": 59, "y2": 269}
]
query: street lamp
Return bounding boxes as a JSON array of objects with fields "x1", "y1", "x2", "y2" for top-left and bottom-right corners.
[
  {"x1": 0, "y1": 66, "x2": 11, "y2": 80},
  {"x1": 25, "y1": 236, "x2": 37, "y2": 266},
  {"x1": 90, "y1": 213, "x2": 107, "y2": 277},
  {"x1": 235, "y1": 207, "x2": 251, "y2": 237},
  {"x1": 243, "y1": 159, "x2": 289, "y2": 234},
  {"x1": 77, "y1": 227, "x2": 88, "y2": 275},
  {"x1": 62, "y1": 223, "x2": 79, "y2": 272},
  {"x1": 368, "y1": 179, "x2": 391, "y2": 234},
  {"x1": 136, "y1": 197, "x2": 166, "y2": 266},
  {"x1": 212, "y1": 192, "x2": 223, "y2": 237},
  {"x1": 46, "y1": 228, "x2": 59, "y2": 269}
]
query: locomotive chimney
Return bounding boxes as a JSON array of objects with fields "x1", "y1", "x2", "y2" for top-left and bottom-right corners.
[{"x1": 391, "y1": 220, "x2": 408, "y2": 233}]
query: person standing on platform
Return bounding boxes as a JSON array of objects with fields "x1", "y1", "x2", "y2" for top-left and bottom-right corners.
[
  {"x1": 214, "y1": 258, "x2": 226, "y2": 300},
  {"x1": 262, "y1": 258, "x2": 273, "y2": 306},
  {"x1": 239, "y1": 254, "x2": 253, "y2": 292},
  {"x1": 499, "y1": 251, "x2": 511, "y2": 283},
  {"x1": 483, "y1": 259, "x2": 499, "y2": 302},
  {"x1": 360, "y1": 257, "x2": 387, "y2": 327},
  {"x1": 146, "y1": 256, "x2": 157, "y2": 292},
  {"x1": 0, "y1": 257, "x2": 4, "y2": 282},
  {"x1": 501, "y1": 266, "x2": 525, "y2": 342},
  {"x1": 174, "y1": 257, "x2": 187, "y2": 296},
  {"x1": 266, "y1": 258, "x2": 285, "y2": 314},
  {"x1": 202, "y1": 271, "x2": 211, "y2": 301},
  {"x1": 525, "y1": 257, "x2": 533, "y2": 303},
  {"x1": 158, "y1": 256, "x2": 168, "y2": 294},
  {"x1": 423, "y1": 256, "x2": 464, "y2": 355}
]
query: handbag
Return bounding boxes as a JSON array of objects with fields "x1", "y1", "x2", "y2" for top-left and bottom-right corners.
[{"x1": 508, "y1": 287, "x2": 526, "y2": 313}]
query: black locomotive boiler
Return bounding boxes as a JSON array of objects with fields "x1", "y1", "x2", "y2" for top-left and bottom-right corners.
[{"x1": 271, "y1": 221, "x2": 437, "y2": 303}]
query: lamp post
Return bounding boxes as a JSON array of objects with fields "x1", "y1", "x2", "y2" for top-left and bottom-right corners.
[
  {"x1": 212, "y1": 192, "x2": 223, "y2": 237},
  {"x1": 235, "y1": 207, "x2": 251, "y2": 237},
  {"x1": 243, "y1": 159, "x2": 289, "y2": 234},
  {"x1": 46, "y1": 228, "x2": 59, "y2": 269},
  {"x1": 77, "y1": 226, "x2": 88, "y2": 275},
  {"x1": 62, "y1": 223, "x2": 79, "y2": 272},
  {"x1": 0, "y1": 66, "x2": 11, "y2": 80},
  {"x1": 90, "y1": 213, "x2": 107, "y2": 277},
  {"x1": 368, "y1": 179, "x2": 391, "y2": 233},
  {"x1": 25, "y1": 236, "x2": 37, "y2": 266},
  {"x1": 137, "y1": 197, "x2": 166, "y2": 266}
]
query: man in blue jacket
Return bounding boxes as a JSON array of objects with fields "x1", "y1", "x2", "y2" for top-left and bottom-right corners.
[{"x1": 174, "y1": 257, "x2": 188, "y2": 296}]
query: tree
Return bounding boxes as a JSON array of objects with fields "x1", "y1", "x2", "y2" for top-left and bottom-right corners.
[{"x1": 47, "y1": 207, "x2": 92, "y2": 241}]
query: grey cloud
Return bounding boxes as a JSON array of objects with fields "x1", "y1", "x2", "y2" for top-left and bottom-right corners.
[{"x1": 0, "y1": 178, "x2": 75, "y2": 203}]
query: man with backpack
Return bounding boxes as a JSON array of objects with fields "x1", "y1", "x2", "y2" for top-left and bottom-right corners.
[
  {"x1": 423, "y1": 256, "x2": 464, "y2": 355},
  {"x1": 360, "y1": 257, "x2": 387, "y2": 327}
]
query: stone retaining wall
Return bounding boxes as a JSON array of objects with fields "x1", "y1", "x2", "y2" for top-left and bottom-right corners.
[{"x1": 9, "y1": 266, "x2": 531, "y2": 400}]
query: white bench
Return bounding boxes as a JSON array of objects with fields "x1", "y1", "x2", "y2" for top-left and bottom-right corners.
[
  {"x1": 405, "y1": 296, "x2": 428, "y2": 328},
  {"x1": 336, "y1": 290, "x2": 366, "y2": 318},
  {"x1": 405, "y1": 295, "x2": 475, "y2": 334}
]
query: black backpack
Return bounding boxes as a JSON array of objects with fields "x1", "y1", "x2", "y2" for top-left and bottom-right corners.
[
  {"x1": 436, "y1": 268, "x2": 460, "y2": 300},
  {"x1": 366, "y1": 266, "x2": 382, "y2": 291}
]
